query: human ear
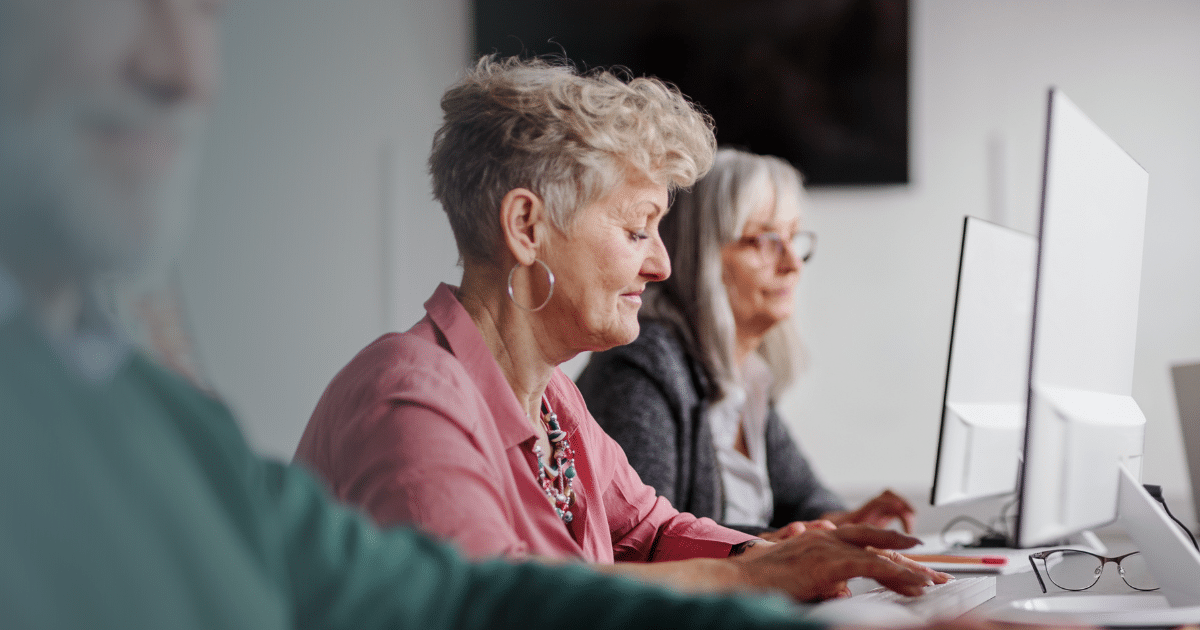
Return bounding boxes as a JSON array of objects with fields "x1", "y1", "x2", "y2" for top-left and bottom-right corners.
[{"x1": 499, "y1": 188, "x2": 546, "y2": 266}]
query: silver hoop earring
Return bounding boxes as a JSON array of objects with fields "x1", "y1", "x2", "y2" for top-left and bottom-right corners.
[{"x1": 507, "y1": 259, "x2": 556, "y2": 312}]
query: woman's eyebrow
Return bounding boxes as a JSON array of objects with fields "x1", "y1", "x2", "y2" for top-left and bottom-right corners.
[
  {"x1": 745, "y1": 217, "x2": 800, "y2": 232},
  {"x1": 624, "y1": 197, "x2": 664, "y2": 222}
]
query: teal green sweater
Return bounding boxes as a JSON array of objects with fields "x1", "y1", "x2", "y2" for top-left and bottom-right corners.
[{"x1": 0, "y1": 313, "x2": 819, "y2": 629}]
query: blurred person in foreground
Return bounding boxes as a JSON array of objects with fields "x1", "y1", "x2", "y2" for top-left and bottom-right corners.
[
  {"x1": 296, "y1": 55, "x2": 938, "y2": 602},
  {"x1": 0, "y1": 1, "x2": 896, "y2": 628},
  {"x1": 578, "y1": 148, "x2": 914, "y2": 541}
]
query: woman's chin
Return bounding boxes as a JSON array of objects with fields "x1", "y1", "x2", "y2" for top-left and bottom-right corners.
[
  {"x1": 748, "y1": 311, "x2": 791, "y2": 334},
  {"x1": 587, "y1": 321, "x2": 640, "y2": 352},
  {"x1": 763, "y1": 300, "x2": 795, "y2": 323}
]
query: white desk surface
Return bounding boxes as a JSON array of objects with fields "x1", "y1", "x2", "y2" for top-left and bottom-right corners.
[{"x1": 949, "y1": 524, "x2": 1197, "y2": 625}]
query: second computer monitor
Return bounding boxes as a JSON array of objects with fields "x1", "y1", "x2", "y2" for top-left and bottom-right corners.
[
  {"x1": 931, "y1": 217, "x2": 1036, "y2": 506},
  {"x1": 1015, "y1": 89, "x2": 1150, "y2": 548}
]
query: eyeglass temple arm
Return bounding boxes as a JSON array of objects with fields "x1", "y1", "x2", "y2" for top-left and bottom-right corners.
[{"x1": 1028, "y1": 554, "x2": 1049, "y2": 594}]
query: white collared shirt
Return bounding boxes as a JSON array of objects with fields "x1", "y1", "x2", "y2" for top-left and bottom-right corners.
[{"x1": 706, "y1": 355, "x2": 774, "y2": 527}]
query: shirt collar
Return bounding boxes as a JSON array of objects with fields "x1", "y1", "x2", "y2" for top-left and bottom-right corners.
[
  {"x1": 60, "y1": 285, "x2": 132, "y2": 383},
  {"x1": 0, "y1": 263, "x2": 131, "y2": 383},
  {"x1": 424, "y1": 283, "x2": 538, "y2": 448}
]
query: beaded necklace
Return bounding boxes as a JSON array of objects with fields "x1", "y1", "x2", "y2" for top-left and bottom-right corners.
[{"x1": 530, "y1": 398, "x2": 578, "y2": 523}]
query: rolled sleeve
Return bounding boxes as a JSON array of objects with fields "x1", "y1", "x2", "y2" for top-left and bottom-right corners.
[{"x1": 580, "y1": 409, "x2": 753, "y2": 562}]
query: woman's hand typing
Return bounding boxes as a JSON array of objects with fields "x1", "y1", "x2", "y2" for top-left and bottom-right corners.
[
  {"x1": 731, "y1": 525, "x2": 950, "y2": 602},
  {"x1": 824, "y1": 489, "x2": 917, "y2": 534}
]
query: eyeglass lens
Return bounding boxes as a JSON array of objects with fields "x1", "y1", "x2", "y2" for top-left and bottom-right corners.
[
  {"x1": 756, "y1": 231, "x2": 815, "y2": 263},
  {"x1": 1042, "y1": 550, "x2": 1158, "y2": 592}
]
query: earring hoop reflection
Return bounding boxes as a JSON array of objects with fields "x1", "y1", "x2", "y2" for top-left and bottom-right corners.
[{"x1": 507, "y1": 260, "x2": 556, "y2": 312}]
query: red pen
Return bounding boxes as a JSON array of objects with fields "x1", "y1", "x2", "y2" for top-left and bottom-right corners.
[{"x1": 903, "y1": 554, "x2": 1007, "y2": 565}]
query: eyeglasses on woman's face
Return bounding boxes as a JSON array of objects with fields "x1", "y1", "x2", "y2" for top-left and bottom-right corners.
[
  {"x1": 1028, "y1": 549, "x2": 1158, "y2": 594},
  {"x1": 737, "y1": 230, "x2": 816, "y2": 266}
]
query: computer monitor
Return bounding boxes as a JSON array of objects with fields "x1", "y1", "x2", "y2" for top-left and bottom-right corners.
[
  {"x1": 1171, "y1": 361, "x2": 1200, "y2": 529},
  {"x1": 1014, "y1": 88, "x2": 1150, "y2": 548},
  {"x1": 930, "y1": 217, "x2": 1036, "y2": 506}
]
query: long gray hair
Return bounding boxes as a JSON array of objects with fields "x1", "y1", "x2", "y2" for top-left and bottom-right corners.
[{"x1": 641, "y1": 148, "x2": 807, "y2": 402}]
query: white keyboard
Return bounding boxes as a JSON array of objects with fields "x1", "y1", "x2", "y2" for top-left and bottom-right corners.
[{"x1": 849, "y1": 576, "x2": 996, "y2": 620}]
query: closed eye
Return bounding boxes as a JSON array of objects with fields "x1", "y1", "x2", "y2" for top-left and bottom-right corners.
[{"x1": 629, "y1": 230, "x2": 650, "y2": 242}]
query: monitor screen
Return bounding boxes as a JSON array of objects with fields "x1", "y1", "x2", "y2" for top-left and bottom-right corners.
[
  {"x1": 1014, "y1": 89, "x2": 1150, "y2": 548},
  {"x1": 472, "y1": 0, "x2": 910, "y2": 186},
  {"x1": 930, "y1": 216, "x2": 1036, "y2": 507}
]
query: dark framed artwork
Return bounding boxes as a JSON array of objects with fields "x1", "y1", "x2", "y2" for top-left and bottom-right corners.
[{"x1": 474, "y1": 0, "x2": 910, "y2": 186}]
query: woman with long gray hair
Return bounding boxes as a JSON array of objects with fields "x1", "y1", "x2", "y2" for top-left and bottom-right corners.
[{"x1": 578, "y1": 148, "x2": 914, "y2": 539}]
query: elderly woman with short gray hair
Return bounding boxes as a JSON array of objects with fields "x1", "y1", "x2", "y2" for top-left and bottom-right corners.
[
  {"x1": 296, "y1": 56, "x2": 941, "y2": 602},
  {"x1": 578, "y1": 148, "x2": 916, "y2": 541}
]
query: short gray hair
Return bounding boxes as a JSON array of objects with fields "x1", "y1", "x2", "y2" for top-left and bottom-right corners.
[
  {"x1": 429, "y1": 55, "x2": 716, "y2": 264},
  {"x1": 641, "y1": 148, "x2": 807, "y2": 401}
]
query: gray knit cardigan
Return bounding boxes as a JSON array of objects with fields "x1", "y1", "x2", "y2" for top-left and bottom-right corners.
[{"x1": 576, "y1": 321, "x2": 845, "y2": 534}]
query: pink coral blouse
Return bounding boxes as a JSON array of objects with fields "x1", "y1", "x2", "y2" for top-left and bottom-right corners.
[{"x1": 296, "y1": 284, "x2": 751, "y2": 562}]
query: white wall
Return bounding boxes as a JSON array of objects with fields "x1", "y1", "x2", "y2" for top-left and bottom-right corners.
[
  {"x1": 180, "y1": 0, "x2": 1200, "y2": 523},
  {"x1": 786, "y1": 0, "x2": 1200, "y2": 524},
  {"x1": 179, "y1": 0, "x2": 467, "y2": 458}
]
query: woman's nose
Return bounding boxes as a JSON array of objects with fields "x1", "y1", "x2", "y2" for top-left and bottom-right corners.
[
  {"x1": 641, "y1": 236, "x2": 671, "y2": 282},
  {"x1": 132, "y1": 0, "x2": 219, "y2": 108},
  {"x1": 776, "y1": 241, "x2": 801, "y2": 273}
]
